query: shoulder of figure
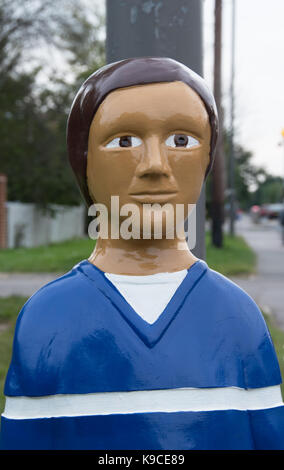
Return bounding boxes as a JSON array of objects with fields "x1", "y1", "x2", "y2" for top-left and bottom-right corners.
[
  {"x1": 14, "y1": 260, "x2": 98, "y2": 325},
  {"x1": 201, "y1": 265, "x2": 282, "y2": 387},
  {"x1": 4, "y1": 260, "x2": 104, "y2": 396}
]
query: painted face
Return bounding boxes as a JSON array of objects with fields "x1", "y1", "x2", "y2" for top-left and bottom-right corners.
[{"x1": 87, "y1": 81, "x2": 211, "y2": 235}]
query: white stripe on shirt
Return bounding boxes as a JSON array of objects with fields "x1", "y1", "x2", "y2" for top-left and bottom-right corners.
[{"x1": 2, "y1": 385, "x2": 283, "y2": 420}]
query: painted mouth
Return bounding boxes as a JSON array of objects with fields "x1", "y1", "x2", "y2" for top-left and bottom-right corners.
[{"x1": 129, "y1": 192, "x2": 178, "y2": 203}]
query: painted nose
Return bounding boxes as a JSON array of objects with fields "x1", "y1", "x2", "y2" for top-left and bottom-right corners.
[{"x1": 135, "y1": 137, "x2": 171, "y2": 178}]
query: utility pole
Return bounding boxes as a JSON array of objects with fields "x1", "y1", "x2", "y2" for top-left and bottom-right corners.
[
  {"x1": 229, "y1": 0, "x2": 236, "y2": 236},
  {"x1": 281, "y1": 129, "x2": 284, "y2": 199},
  {"x1": 0, "y1": 174, "x2": 7, "y2": 249},
  {"x1": 211, "y1": 0, "x2": 225, "y2": 247},
  {"x1": 280, "y1": 129, "x2": 284, "y2": 245},
  {"x1": 106, "y1": 0, "x2": 206, "y2": 260}
]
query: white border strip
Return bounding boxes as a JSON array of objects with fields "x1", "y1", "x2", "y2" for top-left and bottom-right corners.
[{"x1": 2, "y1": 386, "x2": 283, "y2": 420}]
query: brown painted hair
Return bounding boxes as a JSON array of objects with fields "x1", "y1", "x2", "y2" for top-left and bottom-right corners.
[{"x1": 67, "y1": 57, "x2": 219, "y2": 206}]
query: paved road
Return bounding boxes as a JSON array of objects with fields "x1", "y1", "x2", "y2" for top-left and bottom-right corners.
[{"x1": 230, "y1": 215, "x2": 284, "y2": 329}]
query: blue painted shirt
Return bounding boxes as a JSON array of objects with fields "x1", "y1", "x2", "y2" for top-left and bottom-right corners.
[{"x1": 1, "y1": 260, "x2": 284, "y2": 449}]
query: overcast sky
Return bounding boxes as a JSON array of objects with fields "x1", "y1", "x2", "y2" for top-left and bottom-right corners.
[{"x1": 204, "y1": 0, "x2": 284, "y2": 177}]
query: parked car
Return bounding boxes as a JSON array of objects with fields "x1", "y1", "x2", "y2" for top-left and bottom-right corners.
[{"x1": 262, "y1": 203, "x2": 284, "y2": 219}]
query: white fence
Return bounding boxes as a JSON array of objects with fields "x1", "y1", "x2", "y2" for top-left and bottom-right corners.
[{"x1": 6, "y1": 202, "x2": 86, "y2": 248}]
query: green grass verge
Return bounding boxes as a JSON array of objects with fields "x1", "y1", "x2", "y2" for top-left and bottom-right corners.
[
  {"x1": 0, "y1": 297, "x2": 28, "y2": 413},
  {"x1": 263, "y1": 313, "x2": 284, "y2": 398},
  {"x1": 206, "y1": 233, "x2": 256, "y2": 276},
  {"x1": 0, "y1": 233, "x2": 255, "y2": 276},
  {"x1": 0, "y1": 238, "x2": 95, "y2": 273},
  {"x1": 0, "y1": 298, "x2": 283, "y2": 414}
]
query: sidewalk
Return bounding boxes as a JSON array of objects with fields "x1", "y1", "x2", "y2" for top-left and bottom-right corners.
[
  {"x1": 229, "y1": 215, "x2": 284, "y2": 330},
  {"x1": 0, "y1": 272, "x2": 61, "y2": 298}
]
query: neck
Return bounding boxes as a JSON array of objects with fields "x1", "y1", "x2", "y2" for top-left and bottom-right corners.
[{"x1": 88, "y1": 236, "x2": 198, "y2": 275}]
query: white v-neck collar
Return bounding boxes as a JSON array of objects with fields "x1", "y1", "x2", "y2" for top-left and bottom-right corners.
[
  {"x1": 79, "y1": 259, "x2": 207, "y2": 347},
  {"x1": 105, "y1": 270, "x2": 187, "y2": 324}
]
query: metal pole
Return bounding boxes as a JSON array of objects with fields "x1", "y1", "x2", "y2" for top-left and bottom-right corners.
[
  {"x1": 211, "y1": 0, "x2": 225, "y2": 248},
  {"x1": 282, "y1": 133, "x2": 284, "y2": 200},
  {"x1": 229, "y1": 0, "x2": 236, "y2": 236},
  {"x1": 281, "y1": 132, "x2": 284, "y2": 244},
  {"x1": 106, "y1": 0, "x2": 206, "y2": 260},
  {"x1": 0, "y1": 173, "x2": 7, "y2": 249}
]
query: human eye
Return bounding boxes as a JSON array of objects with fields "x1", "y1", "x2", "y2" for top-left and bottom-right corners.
[
  {"x1": 165, "y1": 134, "x2": 200, "y2": 149},
  {"x1": 105, "y1": 135, "x2": 142, "y2": 148}
]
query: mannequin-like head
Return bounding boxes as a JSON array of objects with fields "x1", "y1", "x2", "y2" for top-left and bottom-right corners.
[
  {"x1": 67, "y1": 57, "x2": 218, "y2": 204},
  {"x1": 67, "y1": 58, "x2": 218, "y2": 240}
]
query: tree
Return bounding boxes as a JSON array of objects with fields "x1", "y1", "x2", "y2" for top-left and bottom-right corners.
[
  {"x1": 222, "y1": 131, "x2": 267, "y2": 211},
  {"x1": 58, "y1": 3, "x2": 105, "y2": 85},
  {"x1": 0, "y1": 0, "x2": 105, "y2": 207},
  {"x1": 252, "y1": 176, "x2": 283, "y2": 205},
  {"x1": 207, "y1": 129, "x2": 272, "y2": 216}
]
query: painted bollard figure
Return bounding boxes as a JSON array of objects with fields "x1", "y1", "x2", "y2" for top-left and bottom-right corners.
[{"x1": 1, "y1": 58, "x2": 284, "y2": 450}]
